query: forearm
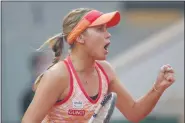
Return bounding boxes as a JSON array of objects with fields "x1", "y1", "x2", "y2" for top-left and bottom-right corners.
[{"x1": 132, "y1": 86, "x2": 164, "y2": 121}]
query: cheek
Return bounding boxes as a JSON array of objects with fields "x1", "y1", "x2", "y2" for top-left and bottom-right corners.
[
  {"x1": 85, "y1": 32, "x2": 104, "y2": 52},
  {"x1": 90, "y1": 44, "x2": 103, "y2": 57},
  {"x1": 90, "y1": 35, "x2": 104, "y2": 46},
  {"x1": 88, "y1": 40, "x2": 102, "y2": 51}
]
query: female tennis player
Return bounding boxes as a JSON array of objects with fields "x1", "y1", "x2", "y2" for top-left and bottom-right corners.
[{"x1": 22, "y1": 8, "x2": 175, "y2": 123}]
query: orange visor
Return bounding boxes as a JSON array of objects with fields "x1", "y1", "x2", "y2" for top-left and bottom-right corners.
[{"x1": 67, "y1": 10, "x2": 120, "y2": 44}]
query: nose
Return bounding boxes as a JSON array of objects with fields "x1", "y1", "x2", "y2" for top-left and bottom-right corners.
[{"x1": 105, "y1": 31, "x2": 111, "y2": 39}]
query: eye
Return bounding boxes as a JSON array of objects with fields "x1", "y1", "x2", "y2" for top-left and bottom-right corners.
[
  {"x1": 97, "y1": 26, "x2": 106, "y2": 32},
  {"x1": 97, "y1": 27, "x2": 104, "y2": 31}
]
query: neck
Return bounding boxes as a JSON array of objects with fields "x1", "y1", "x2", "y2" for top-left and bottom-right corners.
[{"x1": 69, "y1": 46, "x2": 96, "y2": 73}]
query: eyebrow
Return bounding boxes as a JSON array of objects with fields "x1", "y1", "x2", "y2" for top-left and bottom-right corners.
[{"x1": 97, "y1": 24, "x2": 106, "y2": 28}]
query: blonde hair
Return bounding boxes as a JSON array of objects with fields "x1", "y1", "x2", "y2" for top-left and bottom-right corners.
[{"x1": 33, "y1": 8, "x2": 93, "y2": 91}]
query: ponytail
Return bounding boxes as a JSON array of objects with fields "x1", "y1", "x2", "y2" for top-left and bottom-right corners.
[{"x1": 33, "y1": 33, "x2": 64, "y2": 91}]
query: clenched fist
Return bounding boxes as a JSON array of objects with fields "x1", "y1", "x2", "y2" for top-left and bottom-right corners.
[{"x1": 154, "y1": 64, "x2": 175, "y2": 93}]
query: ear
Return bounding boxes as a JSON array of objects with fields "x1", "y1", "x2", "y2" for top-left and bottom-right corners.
[{"x1": 76, "y1": 35, "x2": 85, "y2": 44}]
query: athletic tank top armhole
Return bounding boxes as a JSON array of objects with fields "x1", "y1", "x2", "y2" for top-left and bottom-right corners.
[
  {"x1": 55, "y1": 60, "x2": 74, "y2": 106},
  {"x1": 95, "y1": 62, "x2": 110, "y2": 85}
]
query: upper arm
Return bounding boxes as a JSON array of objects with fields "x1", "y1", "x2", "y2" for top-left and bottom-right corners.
[
  {"x1": 22, "y1": 62, "x2": 69, "y2": 123},
  {"x1": 97, "y1": 61, "x2": 136, "y2": 120}
]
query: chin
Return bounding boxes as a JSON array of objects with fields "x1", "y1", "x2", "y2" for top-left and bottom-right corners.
[{"x1": 95, "y1": 55, "x2": 107, "y2": 61}]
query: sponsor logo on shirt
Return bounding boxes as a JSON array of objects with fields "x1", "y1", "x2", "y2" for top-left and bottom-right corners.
[
  {"x1": 68, "y1": 109, "x2": 85, "y2": 116},
  {"x1": 72, "y1": 100, "x2": 84, "y2": 109}
]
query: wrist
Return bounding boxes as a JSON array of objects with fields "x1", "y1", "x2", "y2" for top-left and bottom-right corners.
[{"x1": 153, "y1": 84, "x2": 165, "y2": 94}]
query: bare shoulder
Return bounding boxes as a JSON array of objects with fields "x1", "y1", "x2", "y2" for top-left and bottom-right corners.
[
  {"x1": 47, "y1": 60, "x2": 69, "y2": 79},
  {"x1": 23, "y1": 61, "x2": 71, "y2": 122},
  {"x1": 96, "y1": 60, "x2": 116, "y2": 82},
  {"x1": 36, "y1": 60, "x2": 70, "y2": 93}
]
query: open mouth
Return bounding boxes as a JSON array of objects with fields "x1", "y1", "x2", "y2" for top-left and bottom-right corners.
[{"x1": 104, "y1": 43, "x2": 110, "y2": 50}]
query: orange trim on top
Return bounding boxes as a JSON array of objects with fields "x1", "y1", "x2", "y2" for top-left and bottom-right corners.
[{"x1": 55, "y1": 60, "x2": 74, "y2": 106}]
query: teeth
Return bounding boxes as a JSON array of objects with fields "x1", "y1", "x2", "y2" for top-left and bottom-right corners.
[{"x1": 104, "y1": 44, "x2": 109, "y2": 50}]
